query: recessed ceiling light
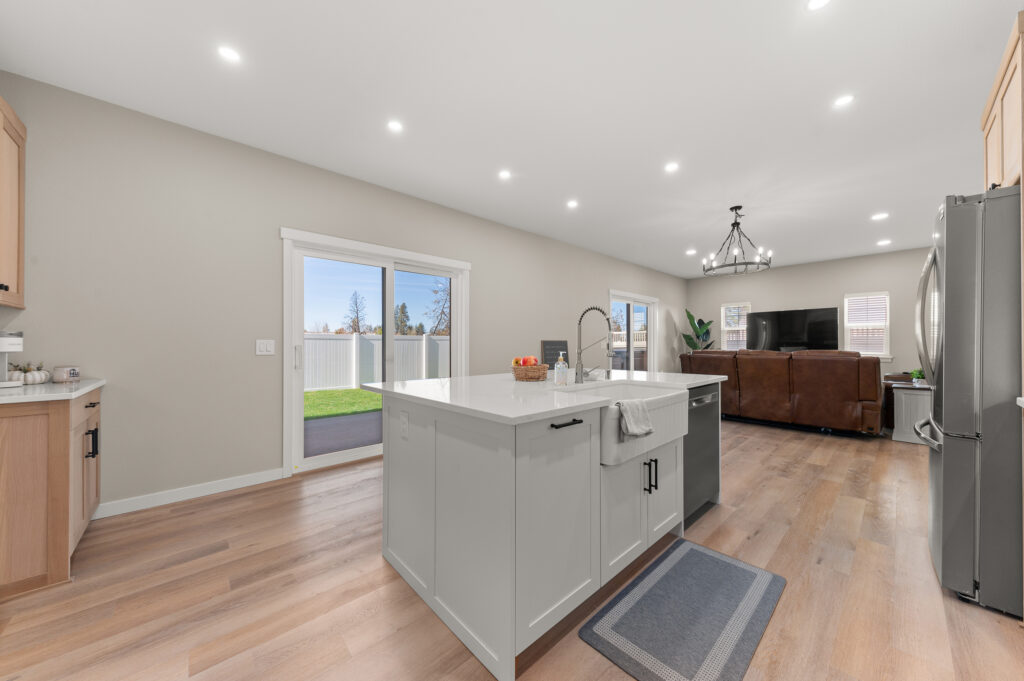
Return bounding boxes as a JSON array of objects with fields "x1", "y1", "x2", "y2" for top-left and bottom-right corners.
[
  {"x1": 807, "y1": 0, "x2": 831, "y2": 10},
  {"x1": 664, "y1": 161, "x2": 680, "y2": 174},
  {"x1": 498, "y1": 169, "x2": 512, "y2": 181},
  {"x1": 217, "y1": 46, "x2": 241, "y2": 64},
  {"x1": 877, "y1": 239, "x2": 892, "y2": 246},
  {"x1": 833, "y1": 94, "x2": 855, "y2": 108},
  {"x1": 871, "y1": 212, "x2": 889, "y2": 221},
  {"x1": 685, "y1": 248, "x2": 697, "y2": 256},
  {"x1": 566, "y1": 199, "x2": 579, "y2": 210},
  {"x1": 387, "y1": 119, "x2": 404, "y2": 133}
]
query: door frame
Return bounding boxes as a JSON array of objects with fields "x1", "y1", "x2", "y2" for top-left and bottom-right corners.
[{"x1": 281, "y1": 227, "x2": 471, "y2": 475}]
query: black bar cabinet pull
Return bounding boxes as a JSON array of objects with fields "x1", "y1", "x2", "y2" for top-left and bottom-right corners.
[
  {"x1": 651, "y1": 458, "x2": 659, "y2": 491},
  {"x1": 85, "y1": 402, "x2": 99, "y2": 408},
  {"x1": 642, "y1": 460, "x2": 652, "y2": 493},
  {"x1": 86, "y1": 427, "x2": 99, "y2": 458},
  {"x1": 550, "y1": 418, "x2": 583, "y2": 430}
]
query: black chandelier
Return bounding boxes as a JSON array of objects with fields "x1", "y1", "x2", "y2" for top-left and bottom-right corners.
[{"x1": 702, "y1": 205, "x2": 772, "y2": 276}]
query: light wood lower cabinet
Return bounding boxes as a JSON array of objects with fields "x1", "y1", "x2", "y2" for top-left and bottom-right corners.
[{"x1": 0, "y1": 389, "x2": 102, "y2": 601}]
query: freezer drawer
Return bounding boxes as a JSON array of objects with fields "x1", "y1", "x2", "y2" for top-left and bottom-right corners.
[{"x1": 926, "y1": 428, "x2": 977, "y2": 597}]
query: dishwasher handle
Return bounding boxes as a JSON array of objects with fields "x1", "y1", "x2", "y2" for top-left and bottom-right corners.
[{"x1": 689, "y1": 392, "x2": 718, "y2": 409}]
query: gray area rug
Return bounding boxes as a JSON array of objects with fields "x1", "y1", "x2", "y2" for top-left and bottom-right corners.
[{"x1": 580, "y1": 540, "x2": 785, "y2": 681}]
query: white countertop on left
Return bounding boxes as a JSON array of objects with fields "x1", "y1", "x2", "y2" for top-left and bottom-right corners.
[
  {"x1": 0, "y1": 378, "x2": 106, "y2": 404},
  {"x1": 363, "y1": 370, "x2": 726, "y2": 425}
]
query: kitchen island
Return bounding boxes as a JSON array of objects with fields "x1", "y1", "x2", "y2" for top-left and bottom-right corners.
[{"x1": 363, "y1": 370, "x2": 725, "y2": 681}]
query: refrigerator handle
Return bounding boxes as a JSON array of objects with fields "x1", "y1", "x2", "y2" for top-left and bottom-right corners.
[
  {"x1": 913, "y1": 417, "x2": 943, "y2": 451},
  {"x1": 914, "y1": 247, "x2": 941, "y2": 385}
]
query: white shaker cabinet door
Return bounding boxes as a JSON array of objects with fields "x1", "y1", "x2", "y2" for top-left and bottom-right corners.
[
  {"x1": 646, "y1": 439, "x2": 683, "y2": 546},
  {"x1": 600, "y1": 456, "x2": 648, "y2": 586},
  {"x1": 514, "y1": 409, "x2": 600, "y2": 653}
]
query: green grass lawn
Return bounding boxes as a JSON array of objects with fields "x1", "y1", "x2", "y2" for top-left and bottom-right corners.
[{"x1": 304, "y1": 388, "x2": 383, "y2": 420}]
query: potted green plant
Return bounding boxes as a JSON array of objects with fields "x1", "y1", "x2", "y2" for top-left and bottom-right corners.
[
  {"x1": 911, "y1": 368, "x2": 926, "y2": 385},
  {"x1": 682, "y1": 309, "x2": 714, "y2": 352}
]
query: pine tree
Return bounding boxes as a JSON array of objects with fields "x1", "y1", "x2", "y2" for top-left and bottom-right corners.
[{"x1": 394, "y1": 302, "x2": 410, "y2": 335}]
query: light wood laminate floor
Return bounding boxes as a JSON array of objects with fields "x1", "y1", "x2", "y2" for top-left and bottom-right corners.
[{"x1": 1, "y1": 421, "x2": 1021, "y2": 681}]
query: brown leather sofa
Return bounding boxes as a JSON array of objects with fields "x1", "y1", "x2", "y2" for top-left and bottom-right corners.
[{"x1": 680, "y1": 349, "x2": 883, "y2": 434}]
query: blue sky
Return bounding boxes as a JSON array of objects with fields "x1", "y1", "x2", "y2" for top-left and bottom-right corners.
[{"x1": 303, "y1": 257, "x2": 444, "y2": 332}]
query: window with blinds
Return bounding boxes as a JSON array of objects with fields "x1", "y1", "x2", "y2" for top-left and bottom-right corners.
[
  {"x1": 720, "y1": 302, "x2": 751, "y2": 351},
  {"x1": 844, "y1": 292, "x2": 890, "y2": 356}
]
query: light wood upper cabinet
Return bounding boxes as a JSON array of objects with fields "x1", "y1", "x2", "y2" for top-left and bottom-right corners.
[
  {"x1": 983, "y1": 13, "x2": 1024, "y2": 190},
  {"x1": 0, "y1": 93, "x2": 25, "y2": 309}
]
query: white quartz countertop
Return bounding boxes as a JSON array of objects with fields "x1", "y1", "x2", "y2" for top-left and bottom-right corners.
[
  {"x1": 0, "y1": 378, "x2": 106, "y2": 404},
  {"x1": 363, "y1": 370, "x2": 726, "y2": 425}
]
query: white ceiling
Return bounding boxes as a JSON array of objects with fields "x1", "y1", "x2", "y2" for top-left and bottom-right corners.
[{"x1": 0, "y1": 1, "x2": 1018, "y2": 278}]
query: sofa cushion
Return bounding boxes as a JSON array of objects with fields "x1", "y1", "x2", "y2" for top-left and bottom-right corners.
[
  {"x1": 680, "y1": 351, "x2": 738, "y2": 415},
  {"x1": 736, "y1": 352, "x2": 793, "y2": 423},
  {"x1": 790, "y1": 354, "x2": 862, "y2": 430}
]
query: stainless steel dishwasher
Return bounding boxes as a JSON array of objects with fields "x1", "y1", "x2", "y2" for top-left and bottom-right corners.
[{"x1": 683, "y1": 383, "x2": 721, "y2": 519}]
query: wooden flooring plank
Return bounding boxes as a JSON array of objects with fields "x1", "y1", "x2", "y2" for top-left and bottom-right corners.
[{"x1": 0, "y1": 427, "x2": 1019, "y2": 681}]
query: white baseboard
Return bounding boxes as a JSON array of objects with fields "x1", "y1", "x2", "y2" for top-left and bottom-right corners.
[{"x1": 92, "y1": 468, "x2": 285, "y2": 519}]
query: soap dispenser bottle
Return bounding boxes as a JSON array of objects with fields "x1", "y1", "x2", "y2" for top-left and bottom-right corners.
[{"x1": 554, "y1": 351, "x2": 569, "y2": 386}]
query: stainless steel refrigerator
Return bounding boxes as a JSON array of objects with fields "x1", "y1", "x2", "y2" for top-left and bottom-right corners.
[{"x1": 914, "y1": 185, "x2": 1022, "y2": 617}]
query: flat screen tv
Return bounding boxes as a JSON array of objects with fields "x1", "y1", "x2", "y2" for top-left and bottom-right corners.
[{"x1": 745, "y1": 307, "x2": 839, "y2": 351}]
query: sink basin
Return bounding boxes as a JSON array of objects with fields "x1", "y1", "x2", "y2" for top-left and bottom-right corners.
[
  {"x1": 559, "y1": 383, "x2": 684, "y2": 402},
  {"x1": 557, "y1": 381, "x2": 689, "y2": 465}
]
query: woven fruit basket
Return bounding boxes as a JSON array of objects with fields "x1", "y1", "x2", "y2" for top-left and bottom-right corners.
[{"x1": 512, "y1": 364, "x2": 549, "y2": 382}]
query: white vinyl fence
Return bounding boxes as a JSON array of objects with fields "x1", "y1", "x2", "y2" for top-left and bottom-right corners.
[{"x1": 304, "y1": 334, "x2": 450, "y2": 391}]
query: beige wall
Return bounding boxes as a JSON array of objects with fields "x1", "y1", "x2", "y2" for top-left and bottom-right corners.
[
  {"x1": 0, "y1": 71, "x2": 688, "y2": 504},
  {"x1": 685, "y1": 248, "x2": 930, "y2": 371}
]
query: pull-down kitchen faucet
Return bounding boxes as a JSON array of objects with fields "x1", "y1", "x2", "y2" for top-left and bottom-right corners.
[{"x1": 576, "y1": 305, "x2": 615, "y2": 384}]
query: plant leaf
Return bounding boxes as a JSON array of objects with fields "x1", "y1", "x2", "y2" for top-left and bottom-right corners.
[
  {"x1": 685, "y1": 309, "x2": 701, "y2": 336},
  {"x1": 683, "y1": 334, "x2": 700, "y2": 350}
]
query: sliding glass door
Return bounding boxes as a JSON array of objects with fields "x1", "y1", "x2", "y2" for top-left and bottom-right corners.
[
  {"x1": 301, "y1": 256, "x2": 385, "y2": 460},
  {"x1": 394, "y1": 269, "x2": 452, "y2": 381},
  {"x1": 610, "y1": 291, "x2": 658, "y2": 373},
  {"x1": 283, "y1": 230, "x2": 469, "y2": 474}
]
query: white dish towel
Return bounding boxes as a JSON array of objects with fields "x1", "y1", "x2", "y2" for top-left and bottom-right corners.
[{"x1": 618, "y1": 399, "x2": 654, "y2": 440}]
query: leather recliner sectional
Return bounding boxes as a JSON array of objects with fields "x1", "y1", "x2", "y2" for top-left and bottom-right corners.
[{"x1": 679, "y1": 349, "x2": 883, "y2": 435}]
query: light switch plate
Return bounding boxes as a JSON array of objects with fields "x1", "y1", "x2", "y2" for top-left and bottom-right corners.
[{"x1": 256, "y1": 339, "x2": 276, "y2": 355}]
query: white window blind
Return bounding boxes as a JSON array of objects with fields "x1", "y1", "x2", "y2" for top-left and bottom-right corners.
[
  {"x1": 720, "y1": 302, "x2": 751, "y2": 351},
  {"x1": 844, "y1": 293, "x2": 890, "y2": 356}
]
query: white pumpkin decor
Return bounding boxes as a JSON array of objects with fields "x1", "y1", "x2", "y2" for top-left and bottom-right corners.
[{"x1": 8, "y1": 362, "x2": 50, "y2": 385}]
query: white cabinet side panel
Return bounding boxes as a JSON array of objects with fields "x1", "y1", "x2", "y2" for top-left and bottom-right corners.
[
  {"x1": 384, "y1": 401, "x2": 436, "y2": 590},
  {"x1": 434, "y1": 415, "x2": 516, "y2": 674}
]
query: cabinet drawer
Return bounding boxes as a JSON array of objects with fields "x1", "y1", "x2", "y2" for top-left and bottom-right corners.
[{"x1": 70, "y1": 389, "x2": 101, "y2": 427}]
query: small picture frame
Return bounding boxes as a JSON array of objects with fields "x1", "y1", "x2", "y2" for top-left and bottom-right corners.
[{"x1": 540, "y1": 340, "x2": 570, "y2": 369}]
